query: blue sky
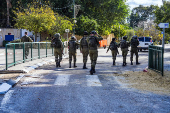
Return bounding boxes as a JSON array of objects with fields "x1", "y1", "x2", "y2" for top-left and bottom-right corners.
[{"x1": 126, "y1": 0, "x2": 163, "y2": 10}]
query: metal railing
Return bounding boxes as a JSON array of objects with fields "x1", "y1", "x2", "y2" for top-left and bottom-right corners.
[
  {"x1": 148, "y1": 45, "x2": 164, "y2": 76},
  {"x1": 5, "y1": 42, "x2": 54, "y2": 70}
]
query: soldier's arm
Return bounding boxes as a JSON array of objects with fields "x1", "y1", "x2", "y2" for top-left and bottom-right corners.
[
  {"x1": 96, "y1": 35, "x2": 103, "y2": 41},
  {"x1": 61, "y1": 41, "x2": 64, "y2": 51},
  {"x1": 28, "y1": 37, "x2": 33, "y2": 42}
]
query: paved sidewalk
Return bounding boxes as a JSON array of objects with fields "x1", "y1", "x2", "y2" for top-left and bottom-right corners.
[{"x1": 0, "y1": 54, "x2": 68, "y2": 94}]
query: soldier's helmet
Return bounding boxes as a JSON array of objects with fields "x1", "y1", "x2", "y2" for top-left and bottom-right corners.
[
  {"x1": 90, "y1": 30, "x2": 97, "y2": 35},
  {"x1": 123, "y1": 36, "x2": 128, "y2": 40},
  {"x1": 112, "y1": 38, "x2": 116, "y2": 41},
  {"x1": 71, "y1": 36, "x2": 75, "y2": 39},
  {"x1": 54, "y1": 33, "x2": 60, "y2": 39},
  {"x1": 132, "y1": 35, "x2": 138, "y2": 39},
  {"x1": 84, "y1": 31, "x2": 88, "y2": 35}
]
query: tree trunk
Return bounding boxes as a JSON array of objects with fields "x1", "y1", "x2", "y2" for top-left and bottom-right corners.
[
  {"x1": 35, "y1": 32, "x2": 37, "y2": 42},
  {"x1": 6, "y1": 0, "x2": 11, "y2": 27}
]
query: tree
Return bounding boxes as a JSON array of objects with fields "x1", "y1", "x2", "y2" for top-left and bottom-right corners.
[
  {"x1": 6, "y1": 0, "x2": 12, "y2": 27},
  {"x1": 75, "y1": 15, "x2": 99, "y2": 36},
  {"x1": 130, "y1": 5, "x2": 158, "y2": 28},
  {"x1": 13, "y1": 1, "x2": 73, "y2": 41},
  {"x1": 154, "y1": 1, "x2": 170, "y2": 33},
  {"x1": 112, "y1": 24, "x2": 126, "y2": 41}
]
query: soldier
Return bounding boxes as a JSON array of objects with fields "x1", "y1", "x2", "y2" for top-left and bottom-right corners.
[
  {"x1": 80, "y1": 31, "x2": 89, "y2": 69},
  {"x1": 68, "y1": 36, "x2": 79, "y2": 68},
  {"x1": 87, "y1": 30, "x2": 103, "y2": 75},
  {"x1": 130, "y1": 35, "x2": 140, "y2": 65},
  {"x1": 106, "y1": 38, "x2": 119, "y2": 65},
  {"x1": 120, "y1": 36, "x2": 130, "y2": 66},
  {"x1": 21, "y1": 32, "x2": 33, "y2": 59},
  {"x1": 51, "y1": 33, "x2": 63, "y2": 67}
]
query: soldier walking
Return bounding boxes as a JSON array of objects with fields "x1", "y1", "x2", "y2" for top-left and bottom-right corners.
[
  {"x1": 80, "y1": 31, "x2": 89, "y2": 69},
  {"x1": 68, "y1": 36, "x2": 79, "y2": 68},
  {"x1": 51, "y1": 33, "x2": 63, "y2": 67},
  {"x1": 21, "y1": 32, "x2": 33, "y2": 59},
  {"x1": 106, "y1": 38, "x2": 119, "y2": 65},
  {"x1": 87, "y1": 30, "x2": 103, "y2": 75},
  {"x1": 130, "y1": 35, "x2": 140, "y2": 65},
  {"x1": 120, "y1": 36, "x2": 130, "y2": 66}
]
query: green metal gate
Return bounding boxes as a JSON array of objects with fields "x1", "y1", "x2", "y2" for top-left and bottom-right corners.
[{"x1": 148, "y1": 45, "x2": 164, "y2": 76}]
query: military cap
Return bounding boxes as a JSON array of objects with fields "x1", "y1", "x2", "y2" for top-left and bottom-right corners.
[
  {"x1": 90, "y1": 30, "x2": 97, "y2": 34},
  {"x1": 54, "y1": 33, "x2": 60, "y2": 38},
  {"x1": 84, "y1": 31, "x2": 88, "y2": 35},
  {"x1": 132, "y1": 35, "x2": 138, "y2": 39},
  {"x1": 112, "y1": 38, "x2": 115, "y2": 41},
  {"x1": 71, "y1": 36, "x2": 75, "y2": 39},
  {"x1": 123, "y1": 36, "x2": 128, "y2": 39}
]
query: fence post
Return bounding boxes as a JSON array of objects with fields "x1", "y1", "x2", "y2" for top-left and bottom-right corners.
[
  {"x1": 46, "y1": 42, "x2": 47, "y2": 57},
  {"x1": 162, "y1": 47, "x2": 164, "y2": 76},
  {"x1": 31, "y1": 42, "x2": 33, "y2": 61},
  {"x1": 6, "y1": 44, "x2": 8, "y2": 70},
  {"x1": 23, "y1": 43, "x2": 25, "y2": 63},
  {"x1": 52, "y1": 47, "x2": 54, "y2": 56},
  {"x1": 38, "y1": 43, "x2": 40, "y2": 59},
  {"x1": 13, "y1": 44, "x2": 15, "y2": 66}
]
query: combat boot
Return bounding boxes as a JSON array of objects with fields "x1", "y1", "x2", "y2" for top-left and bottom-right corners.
[
  {"x1": 136, "y1": 59, "x2": 140, "y2": 65},
  {"x1": 93, "y1": 68, "x2": 96, "y2": 73},
  {"x1": 122, "y1": 62, "x2": 126, "y2": 66},
  {"x1": 69, "y1": 62, "x2": 71, "y2": 68},
  {"x1": 131, "y1": 61, "x2": 133, "y2": 65},
  {"x1": 90, "y1": 67, "x2": 94, "y2": 75},
  {"x1": 83, "y1": 63, "x2": 88, "y2": 69},
  {"x1": 113, "y1": 60, "x2": 115, "y2": 65},
  {"x1": 58, "y1": 62, "x2": 61, "y2": 67},
  {"x1": 56, "y1": 62, "x2": 58, "y2": 67},
  {"x1": 74, "y1": 62, "x2": 77, "y2": 67}
]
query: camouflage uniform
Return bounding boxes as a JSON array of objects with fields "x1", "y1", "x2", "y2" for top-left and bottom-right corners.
[
  {"x1": 130, "y1": 35, "x2": 140, "y2": 65},
  {"x1": 120, "y1": 36, "x2": 130, "y2": 66},
  {"x1": 80, "y1": 31, "x2": 89, "y2": 69},
  {"x1": 107, "y1": 38, "x2": 119, "y2": 65},
  {"x1": 87, "y1": 31, "x2": 103, "y2": 75},
  {"x1": 21, "y1": 34, "x2": 33, "y2": 59},
  {"x1": 51, "y1": 33, "x2": 63, "y2": 67},
  {"x1": 68, "y1": 36, "x2": 79, "y2": 68}
]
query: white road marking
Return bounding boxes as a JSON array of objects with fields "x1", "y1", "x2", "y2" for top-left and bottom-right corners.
[
  {"x1": 86, "y1": 75, "x2": 102, "y2": 86},
  {"x1": 0, "y1": 90, "x2": 16, "y2": 113},
  {"x1": 54, "y1": 75, "x2": 70, "y2": 86}
]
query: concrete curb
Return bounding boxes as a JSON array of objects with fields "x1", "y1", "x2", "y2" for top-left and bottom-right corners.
[{"x1": 0, "y1": 55, "x2": 69, "y2": 94}]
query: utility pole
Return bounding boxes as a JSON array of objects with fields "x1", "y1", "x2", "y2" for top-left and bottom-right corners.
[{"x1": 73, "y1": 0, "x2": 75, "y2": 36}]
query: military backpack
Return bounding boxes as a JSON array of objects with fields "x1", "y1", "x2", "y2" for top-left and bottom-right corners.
[
  {"x1": 88, "y1": 36, "x2": 98, "y2": 48},
  {"x1": 131, "y1": 39, "x2": 138, "y2": 47},
  {"x1": 120, "y1": 40, "x2": 127, "y2": 48},
  {"x1": 69, "y1": 40, "x2": 76, "y2": 51},
  {"x1": 81, "y1": 37, "x2": 88, "y2": 47},
  {"x1": 51, "y1": 38, "x2": 62, "y2": 48},
  {"x1": 110, "y1": 42, "x2": 117, "y2": 50}
]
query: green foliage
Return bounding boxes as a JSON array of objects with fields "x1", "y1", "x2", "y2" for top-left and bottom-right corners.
[
  {"x1": 130, "y1": 5, "x2": 158, "y2": 28},
  {"x1": 10, "y1": 39, "x2": 21, "y2": 43},
  {"x1": 75, "y1": 16, "x2": 99, "y2": 36},
  {"x1": 125, "y1": 29, "x2": 134, "y2": 41},
  {"x1": 112, "y1": 24, "x2": 126, "y2": 40},
  {"x1": 154, "y1": 1, "x2": 170, "y2": 34}
]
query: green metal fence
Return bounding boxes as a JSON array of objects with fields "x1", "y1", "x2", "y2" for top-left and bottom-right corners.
[
  {"x1": 5, "y1": 42, "x2": 54, "y2": 70},
  {"x1": 148, "y1": 45, "x2": 164, "y2": 76}
]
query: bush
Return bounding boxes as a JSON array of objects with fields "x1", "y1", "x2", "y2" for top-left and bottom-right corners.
[
  {"x1": 10, "y1": 39, "x2": 21, "y2": 43},
  {"x1": 3, "y1": 40, "x2": 10, "y2": 47}
]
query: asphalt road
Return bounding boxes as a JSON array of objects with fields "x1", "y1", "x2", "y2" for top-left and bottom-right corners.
[{"x1": 0, "y1": 48, "x2": 170, "y2": 113}]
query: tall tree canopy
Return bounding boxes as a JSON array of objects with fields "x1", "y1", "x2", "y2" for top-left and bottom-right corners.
[
  {"x1": 130, "y1": 5, "x2": 158, "y2": 28},
  {"x1": 154, "y1": 1, "x2": 170, "y2": 33}
]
